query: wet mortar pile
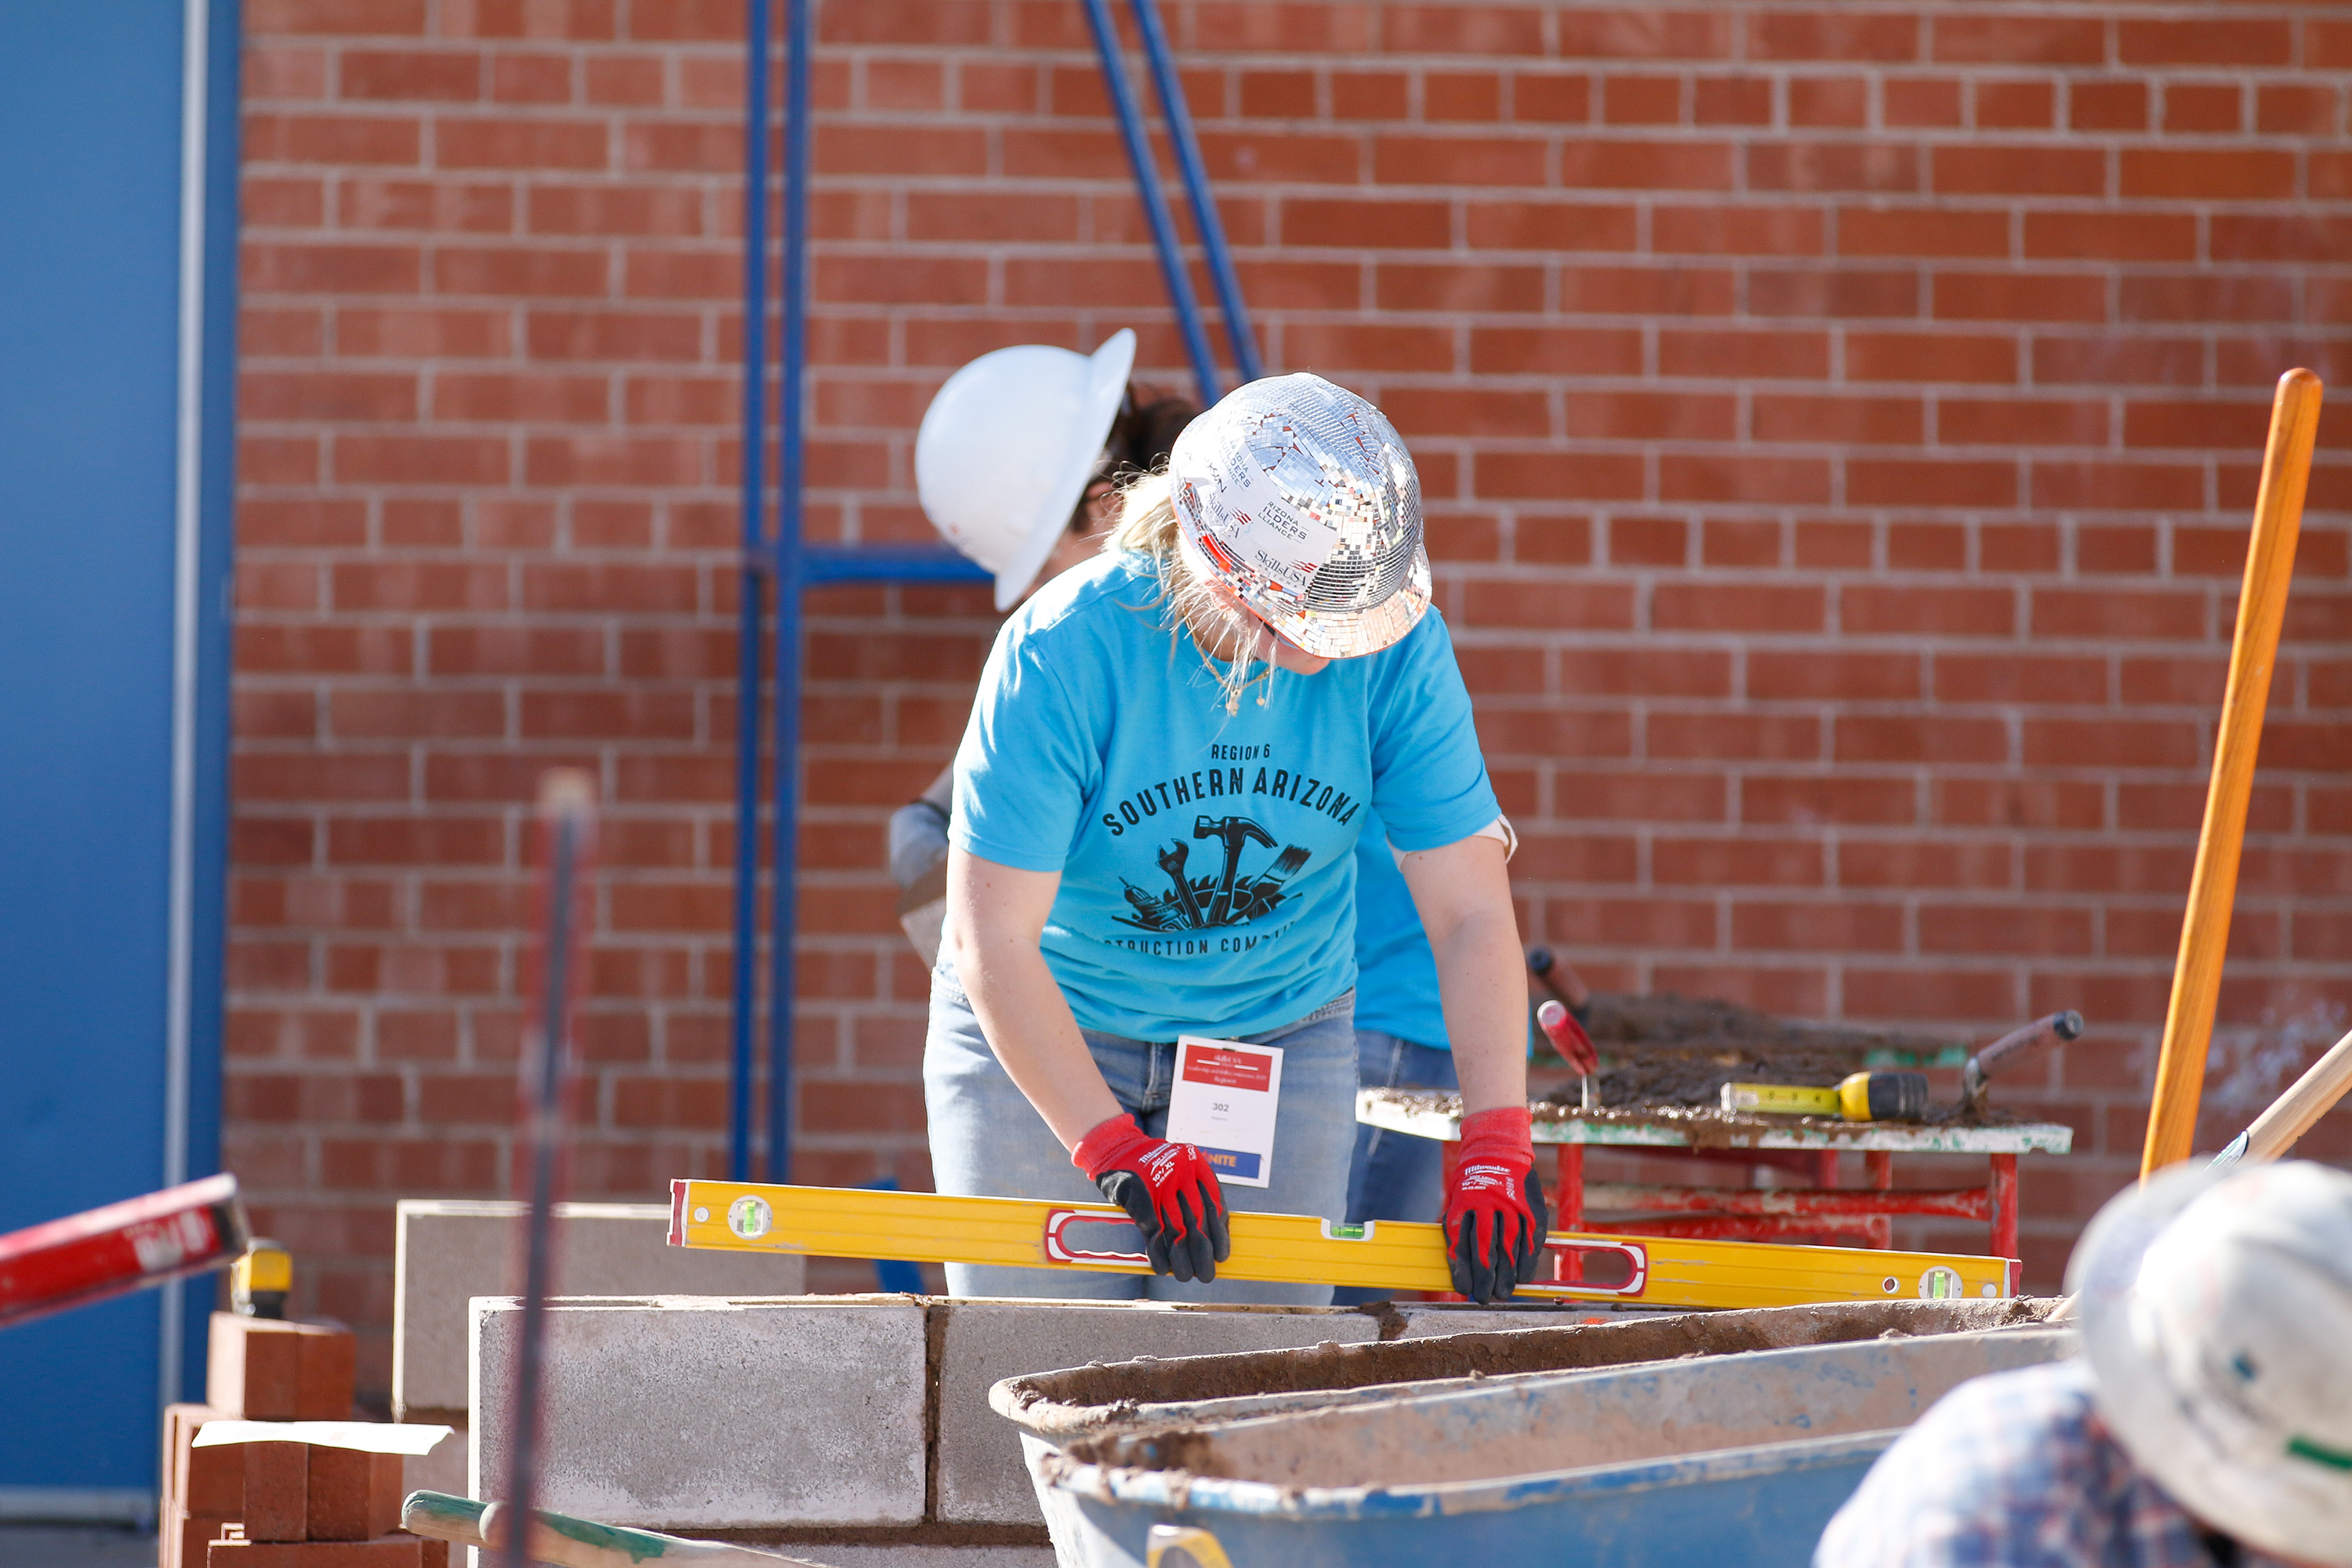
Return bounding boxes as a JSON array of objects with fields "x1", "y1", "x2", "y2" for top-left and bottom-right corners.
[
  {"x1": 1018, "y1": 1298, "x2": 2060, "y2": 1474},
  {"x1": 1005, "y1": 1298, "x2": 2049, "y2": 1421}
]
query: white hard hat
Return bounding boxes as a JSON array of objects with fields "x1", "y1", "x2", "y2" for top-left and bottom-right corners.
[
  {"x1": 2070, "y1": 1160, "x2": 2352, "y2": 1564},
  {"x1": 915, "y1": 330, "x2": 1136, "y2": 611},
  {"x1": 1167, "y1": 372, "x2": 1430, "y2": 660}
]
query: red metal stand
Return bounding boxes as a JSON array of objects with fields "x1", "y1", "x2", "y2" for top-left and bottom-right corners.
[
  {"x1": 1555, "y1": 1142, "x2": 1584, "y2": 1285},
  {"x1": 1432, "y1": 1127, "x2": 2027, "y2": 1298},
  {"x1": 1459, "y1": 1138, "x2": 2024, "y2": 1261},
  {"x1": 1555, "y1": 1141, "x2": 1584, "y2": 1230},
  {"x1": 1988, "y1": 1152, "x2": 2019, "y2": 1261}
]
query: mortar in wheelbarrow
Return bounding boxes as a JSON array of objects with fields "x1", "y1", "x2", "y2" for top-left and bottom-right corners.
[{"x1": 994, "y1": 1298, "x2": 2067, "y2": 1567}]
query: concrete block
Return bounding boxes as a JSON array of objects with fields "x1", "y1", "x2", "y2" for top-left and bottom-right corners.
[
  {"x1": 471, "y1": 1296, "x2": 926, "y2": 1530},
  {"x1": 934, "y1": 1300, "x2": 1380, "y2": 1526},
  {"x1": 242, "y1": 1443, "x2": 308, "y2": 1542},
  {"x1": 394, "y1": 1200, "x2": 805, "y2": 1418}
]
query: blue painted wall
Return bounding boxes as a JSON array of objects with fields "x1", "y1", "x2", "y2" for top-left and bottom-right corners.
[{"x1": 0, "y1": 0, "x2": 236, "y2": 1505}]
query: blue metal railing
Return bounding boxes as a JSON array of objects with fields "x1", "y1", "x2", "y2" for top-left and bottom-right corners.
[
  {"x1": 1078, "y1": 0, "x2": 1221, "y2": 405},
  {"x1": 765, "y1": 0, "x2": 816, "y2": 1184},
  {"x1": 1122, "y1": 0, "x2": 1263, "y2": 385},
  {"x1": 729, "y1": 0, "x2": 1254, "y2": 1182},
  {"x1": 728, "y1": 0, "x2": 771, "y2": 1183},
  {"x1": 804, "y1": 544, "x2": 994, "y2": 586}
]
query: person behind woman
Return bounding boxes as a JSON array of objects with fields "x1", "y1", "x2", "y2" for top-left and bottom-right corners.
[
  {"x1": 926, "y1": 372, "x2": 1548, "y2": 1305},
  {"x1": 892, "y1": 336, "x2": 1472, "y2": 1277},
  {"x1": 1327, "y1": 816, "x2": 1463, "y2": 1304},
  {"x1": 888, "y1": 332, "x2": 1200, "y2": 963}
]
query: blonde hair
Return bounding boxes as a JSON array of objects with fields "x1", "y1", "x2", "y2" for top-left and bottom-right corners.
[
  {"x1": 1105, "y1": 472, "x2": 1271, "y2": 715},
  {"x1": 1106, "y1": 470, "x2": 1177, "y2": 554}
]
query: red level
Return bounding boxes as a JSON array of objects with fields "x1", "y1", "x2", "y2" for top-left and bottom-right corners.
[{"x1": 0, "y1": 1173, "x2": 249, "y2": 1330}]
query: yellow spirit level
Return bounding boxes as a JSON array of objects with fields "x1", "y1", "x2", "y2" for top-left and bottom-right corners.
[{"x1": 668, "y1": 1181, "x2": 2014, "y2": 1310}]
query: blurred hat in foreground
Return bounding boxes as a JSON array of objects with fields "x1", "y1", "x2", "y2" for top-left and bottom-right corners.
[{"x1": 2070, "y1": 1158, "x2": 2352, "y2": 1564}]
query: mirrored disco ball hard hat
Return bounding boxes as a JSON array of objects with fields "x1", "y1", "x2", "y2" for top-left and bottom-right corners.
[
  {"x1": 1166, "y1": 372, "x2": 1430, "y2": 659},
  {"x1": 916, "y1": 330, "x2": 1136, "y2": 611}
]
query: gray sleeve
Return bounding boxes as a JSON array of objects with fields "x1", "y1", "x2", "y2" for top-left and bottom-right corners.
[
  {"x1": 918, "y1": 764, "x2": 954, "y2": 814},
  {"x1": 887, "y1": 767, "x2": 956, "y2": 890}
]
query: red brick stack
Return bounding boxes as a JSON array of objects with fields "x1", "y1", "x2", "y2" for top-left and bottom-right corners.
[
  {"x1": 162, "y1": 1314, "x2": 448, "y2": 1568},
  {"x1": 160, "y1": 1402, "x2": 241, "y2": 1568}
]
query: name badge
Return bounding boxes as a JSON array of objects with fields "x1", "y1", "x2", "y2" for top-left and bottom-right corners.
[{"x1": 1166, "y1": 1036, "x2": 1283, "y2": 1189}]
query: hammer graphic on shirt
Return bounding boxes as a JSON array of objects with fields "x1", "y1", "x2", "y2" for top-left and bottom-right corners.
[{"x1": 1196, "y1": 815, "x2": 1276, "y2": 926}]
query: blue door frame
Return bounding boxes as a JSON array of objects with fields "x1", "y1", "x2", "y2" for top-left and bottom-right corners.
[{"x1": 0, "y1": 0, "x2": 238, "y2": 1518}]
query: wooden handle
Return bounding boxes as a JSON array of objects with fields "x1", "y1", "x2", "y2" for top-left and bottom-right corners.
[
  {"x1": 2142, "y1": 368, "x2": 2323, "y2": 1178},
  {"x1": 1526, "y1": 947, "x2": 1590, "y2": 1011},
  {"x1": 1973, "y1": 1011, "x2": 2084, "y2": 1079},
  {"x1": 2244, "y1": 1027, "x2": 2352, "y2": 1163}
]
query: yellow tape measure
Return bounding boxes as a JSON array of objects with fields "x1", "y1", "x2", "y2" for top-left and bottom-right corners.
[{"x1": 668, "y1": 1181, "x2": 2013, "y2": 1311}]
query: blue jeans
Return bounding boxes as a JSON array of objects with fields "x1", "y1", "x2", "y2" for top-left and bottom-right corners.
[
  {"x1": 1331, "y1": 1029, "x2": 1458, "y2": 1306},
  {"x1": 923, "y1": 969, "x2": 1357, "y2": 1304}
]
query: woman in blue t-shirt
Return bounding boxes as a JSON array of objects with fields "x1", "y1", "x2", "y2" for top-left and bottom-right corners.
[{"x1": 927, "y1": 373, "x2": 1548, "y2": 1305}]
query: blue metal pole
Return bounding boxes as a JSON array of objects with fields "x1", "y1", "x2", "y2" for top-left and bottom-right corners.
[
  {"x1": 728, "y1": 0, "x2": 771, "y2": 1184},
  {"x1": 767, "y1": 0, "x2": 814, "y2": 1184},
  {"x1": 802, "y1": 543, "x2": 989, "y2": 586},
  {"x1": 1077, "y1": 0, "x2": 1221, "y2": 405},
  {"x1": 1123, "y1": 0, "x2": 1261, "y2": 385}
]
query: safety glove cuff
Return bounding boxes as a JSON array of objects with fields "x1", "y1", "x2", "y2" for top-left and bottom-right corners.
[
  {"x1": 1073, "y1": 1114, "x2": 1232, "y2": 1283},
  {"x1": 1444, "y1": 1105, "x2": 1549, "y2": 1303}
]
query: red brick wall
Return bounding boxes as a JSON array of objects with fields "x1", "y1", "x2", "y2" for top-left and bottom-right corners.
[{"x1": 232, "y1": 0, "x2": 2351, "y2": 1385}]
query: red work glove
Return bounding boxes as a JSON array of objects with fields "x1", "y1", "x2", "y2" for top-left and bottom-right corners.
[
  {"x1": 1073, "y1": 1114, "x2": 1232, "y2": 1283},
  {"x1": 1444, "y1": 1105, "x2": 1551, "y2": 1304}
]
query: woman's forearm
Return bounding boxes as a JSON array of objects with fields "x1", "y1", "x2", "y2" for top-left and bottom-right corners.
[
  {"x1": 1399, "y1": 837, "x2": 1530, "y2": 1118},
  {"x1": 1433, "y1": 900, "x2": 1531, "y2": 1116},
  {"x1": 958, "y1": 938, "x2": 1125, "y2": 1149}
]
